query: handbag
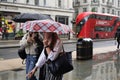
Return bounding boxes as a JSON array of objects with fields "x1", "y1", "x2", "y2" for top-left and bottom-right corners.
[
  {"x1": 18, "y1": 47, "x2": 27, "y2": 60},
  {"x1": 47, "y1": 46, "x2": 73, "y2": 76}
]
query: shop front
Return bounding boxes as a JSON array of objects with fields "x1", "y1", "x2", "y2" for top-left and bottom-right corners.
[{"x1": 0, "y1": 11, "x2": 20, "y2": 39}]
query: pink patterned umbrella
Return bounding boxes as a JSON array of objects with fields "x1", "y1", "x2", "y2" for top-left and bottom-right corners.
[{"x1": 22, "y1": 20, "x2": 74, "y2": 34}]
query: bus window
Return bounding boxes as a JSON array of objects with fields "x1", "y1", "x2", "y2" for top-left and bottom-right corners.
[
  {"x1": 95, "y1": 26, "x2": 113, "y2": 32},
  {"x1": 118, "y1": 18, "x2": 120, "y2": 21},
  {"x1": 89, "y1": 14, "x2": 96, "y2": 19},
  {"x1": 76, "y1": 16, "x2": 89, "y2": 35},
  {"x1": 107, "y1": 27, "x2": 113, "y2": 32},
  {"x1": 100, "y1": 16, "x2": 107, "y2": 20},
  {"x1": 106, "y1": 16, "x2": 112, "y2": 20},
  {"x1": 76, "y1": 20, "x2": 85, "y2": 34},
  {"x1": 95, "y1": 26, "x2": 104, "y2": 31}
]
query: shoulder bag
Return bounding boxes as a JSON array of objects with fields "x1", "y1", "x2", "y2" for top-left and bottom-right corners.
[
  {"x1": 18, "y1": 46, "x2": 27, "y2": 64},
  {"x1": 46, "y1": 46, "x2": 74, "y2": 76}
]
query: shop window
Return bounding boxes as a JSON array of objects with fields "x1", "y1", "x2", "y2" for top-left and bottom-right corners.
[{"x1": 55, "y1": 16, "x2": 69, "y2": 25}]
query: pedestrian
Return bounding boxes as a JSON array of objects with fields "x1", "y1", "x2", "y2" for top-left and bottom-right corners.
[
  {"x1": 0, "y1": 27, "x2": 2, "y2": 32},
  {"x1": 20, "y1": 32, "x2": 43, "y2": 80},
  {"x1": 27, "y1": 32, "x2": 64, "y2": 80},
  {"x1": 0, "y1": 27, "x2": 2, "y2": 38},
  {"x1": 2, "y1": 24, "x2": 9, "y2": 40},
  {"x1": 115, "y1": 29, "x2": 120, "y2": 49}
]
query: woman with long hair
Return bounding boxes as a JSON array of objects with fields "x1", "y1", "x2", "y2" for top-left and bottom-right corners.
[
  {"x1": 27, "y1": 32, "x2": 63, "y2": 80},
  {"x1": 20, "y1": 32, "x2": 43, "y2": 80}
]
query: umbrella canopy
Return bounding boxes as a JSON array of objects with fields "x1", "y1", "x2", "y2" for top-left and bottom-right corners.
[
  {"x1": 12, "y1": 13, "x2": 53, "y2": 23},
  {"x1": 22, "y1": 20, "x2": 74, "y2": 34}
]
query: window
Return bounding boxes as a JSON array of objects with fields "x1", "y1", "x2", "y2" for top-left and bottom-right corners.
[
  {"x1": 118, "y1": 0, "x2": 120, "y2": 7},
  {"x1": 107, "y1": 9, "x2": 110, "y2": 13},
  {"x1": 95, "y1": 26, "x2": 112, "y2": 32},
  {"x1": 89, "y1": 14, "x2": 97, "y2": 19},
  {"x1": 93, "y1": 0, "x2": 98, "y2": 3},
  {"x1": 102, "y1": 0, "x2": 105, "y2": 3},
  {"x1": 91, "y1": 7, "x2": 97, "y2": 12},
  {"x1": 83, "y1": 0, "x2": 87, "y2": 3},
  {"x1": 76, "y1": 16, "x2": 89, "y2": 33},
  {"x1": 58, "y1": 0, "x2": 61, "y2": 7},
  {"x1": 44, "y1": 0, "x2": 46, "y2": 6},
  {"x1": 26, "y1": 0, "x2": 29, "y2": 4},
  {"x1": 112, "y1": 9, "x2": 114, "y2": 15},
  {"x1": 35, "y1": 0, "x2": 39, "y2": 6},
  {"x1": 89, "y1": 14, "x2": 112, "y2": 20},
  {"x1": 83, "y1": 8, "x2": 87, "y2": 12},
  {"x1": 75, "y1": 9, "x2": 79, "y2": 18},
  {"x1": 13, "y1": 0, "x2": 16, "y2": 3},
  {"x1": 1, "y1": 0, "x2": 7, "y2": 2},
  {"x1": 112, "y1": 0, "x2": 114, "y2": 5},
  {"x1": 55, "y1": 16, "x2": 68, "y2": 25},
  {"x1": 102, "y1": 8, "x2": 105, "y2": 13},
  {"x1": 118, "y1": 11, "x2": 120, "y2": 16}
]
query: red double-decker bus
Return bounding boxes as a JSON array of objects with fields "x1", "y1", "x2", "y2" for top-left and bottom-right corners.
[{"x1": 76, "y1": 12, "x2": 120, "y2": 39}]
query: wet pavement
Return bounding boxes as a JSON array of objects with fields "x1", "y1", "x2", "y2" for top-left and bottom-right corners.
[{"x1": 0, "y1": 50, "x2": 120, "y2": 80}]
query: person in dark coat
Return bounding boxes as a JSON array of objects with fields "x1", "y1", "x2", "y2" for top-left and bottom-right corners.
[
  {"x1": 115, "y1": 29, "x2": 120, "y2": 49},
  {"x1": 2, "y1": 24, "x2": 9, "y2": 40}
]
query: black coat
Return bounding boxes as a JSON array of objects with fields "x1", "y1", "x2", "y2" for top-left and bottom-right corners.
[{"x1": 115, "y1": 31, "x2": 120, "y2": 40}]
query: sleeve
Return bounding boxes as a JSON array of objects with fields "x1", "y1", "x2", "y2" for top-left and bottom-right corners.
[
  {"x1": 19, "y1": 33, "x2": 29, "y2": 47},
  {"x1": 35, "y1": 40, "x2": 63, "y2": 68},
  {"x1": 35, "y1": 49, "x2": 47, "y2": 68},
  {"x1": 115, "y1": 32, "x2": 118, "y2": 39},
  {"x1": 48, "y1": 40, "x2": 63, "y2": 61}
]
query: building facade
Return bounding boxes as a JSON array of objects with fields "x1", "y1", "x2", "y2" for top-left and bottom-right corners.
[
  {"x1": 73, "y1": 0, "x2": 120, "y2": 19},
  {"x1": 0, "y1": 0, "x2": 74, "y2": 39}
]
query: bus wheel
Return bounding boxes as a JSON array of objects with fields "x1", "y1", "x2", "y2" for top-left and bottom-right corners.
[{"x1": 96, "y1": 34, "x2": 99, "y2": 39}]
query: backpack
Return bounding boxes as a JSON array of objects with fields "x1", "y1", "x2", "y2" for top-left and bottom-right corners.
[{"x1": 18, "y1": 47, "x2": 27, "y2": 64}]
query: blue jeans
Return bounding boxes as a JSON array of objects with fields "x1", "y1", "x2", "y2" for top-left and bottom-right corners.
[{"x1": 26, "y1": 54, "x2": 37, "y2": 80}]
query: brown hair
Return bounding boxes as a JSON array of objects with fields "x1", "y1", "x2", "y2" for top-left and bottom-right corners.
[{"x1": 48, "y1": 32, "x2": 59, "y2": 51}]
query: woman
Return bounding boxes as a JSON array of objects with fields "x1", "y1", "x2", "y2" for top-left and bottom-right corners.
[
  {"x1": 20, "y1": 32, "x2": 43, "y2": 80},
  {"x1": 27, "y1": 32, "x2": 63, "y2": 80}
]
